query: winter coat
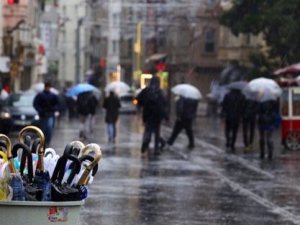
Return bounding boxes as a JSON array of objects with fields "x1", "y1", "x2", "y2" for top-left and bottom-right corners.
[
  {"x1": 103, "y1": 94, "x2": 121, "y2": 123},
  {"x1": 33, "y1": 90, "x2": 60, "y2": 118},
  {"x1": 176, "y1": 97, "x2": 198, "y2": 121},
  {"x1": 242, "y1": 99, "x2": 259, "y2": 120},
  {"x1": 77, "y1": 92, "x2": 98, "y2": 116},
  {"x1": 257, "y1": 100, "x2": 279, "y2": 131},
  {"x1": 137, "y1": 77, "x2": 168, "y2": 123},
  {"x1": 221, "y1": 89, "x2": 245, "y2": 121}
]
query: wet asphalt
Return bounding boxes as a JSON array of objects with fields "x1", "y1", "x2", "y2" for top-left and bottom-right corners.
[{"x1": 10, "y1": 112, "x2": 300, "y2": 225}]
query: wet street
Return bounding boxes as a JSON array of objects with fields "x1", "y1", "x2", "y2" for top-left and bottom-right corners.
[{"x1": 17, "y1": 112, "x2": 300, "y2": 225}]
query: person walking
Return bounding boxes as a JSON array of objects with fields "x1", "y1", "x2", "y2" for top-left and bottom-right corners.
[
  {"x1": 103, "y1": 91, "x2": 121, "y2": 143},
  {"x1": 76, "y1": 91, "x2": 98, "y2": 140},
  {"x1": 221, "y1": 88, "x2": 245, "y2": 152},
  {"x1": 137, "y1": 76, "x2": 168, "y2": 155},
  {"x1": 33, "y1": 81, "x2": 60, "y2": 147},
  {"x1": 167, "y1": 96, "x2": 198, "y2": 150},
  {"x1": 242, "y1": 97, "x2": 259, "y2": 152},
  {"x1": 257, "y1": 99, "x2": 279, "y2": 159}
]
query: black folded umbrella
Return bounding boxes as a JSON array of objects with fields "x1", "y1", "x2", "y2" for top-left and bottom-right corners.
[
  {"x1": 19, "y1": 126, "x2": 51, "y2": 201},
  {"x1": 51, "y1": 143, "x2": 81, "y2": 201},
  {"x1": 12, "y1": 143, "x2": 43, "y2": 201}
]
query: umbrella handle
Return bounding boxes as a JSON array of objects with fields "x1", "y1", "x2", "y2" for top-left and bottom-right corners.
[
  {"x1": 11, "y1": 143, "x2": 34, "y2": 183},
  {"x1": 18, "y1": 126, "x2": 45, "y2": 171},
  {"x1": 0, "y1": 134, "x2": 15, "y2": 174},
  {"x1": 69, "y1": 141, "x2": 85, "y2": 157},
  {"x1": 77, "y1": 143, "x2": 102, "y2": 186}
]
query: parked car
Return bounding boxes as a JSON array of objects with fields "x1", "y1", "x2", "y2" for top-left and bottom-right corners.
[
  {"x1": 5, "y1": 92, "x2": 40, "y2": 129},
  {"x1": 119, "y1": 93, "x2": 138, "y2": 114}
]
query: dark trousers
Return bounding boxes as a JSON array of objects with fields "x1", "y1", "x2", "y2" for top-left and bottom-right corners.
[
  {"x1": 168, "y1": 118, "x2": 194, "y2": 147},
  {"x1": 242, "y1": 117, "x2": 256, "y2": 147},
  {"x1": 39, "y1": 116, "x2": 55, "y2": 147},
  {"x1": 225, "y1": 118, "x2": 239, "y2": 150},
  {"x1": 259, "y1": 129, "x2": 274, "y2": 159},
  {"x1": 142, "y1": 121, "x2": 161, "y2": 152}
]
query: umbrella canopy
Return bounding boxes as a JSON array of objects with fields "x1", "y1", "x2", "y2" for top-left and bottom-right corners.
[
  {"x1": 30, "y1": 82, "x2": 59, "y2": 95},
  {"x1": 225, "y1": 81, "x2": 248, "y2": 90},
  {"x1": 248, "y1": 77, "x2": 282, "y2": 98},
  {"x1": 105, "y1": 81, "x2": 130, "y2": 94},
  {"x1": 171, "y1": 84, "x2": 202, "y2": 100},
  {"x1": 274, "y1": 63, "x2": 300, "y2": 76},
  {"x1": 66, "y1": 83, "x2": 99, "y2": 97}
]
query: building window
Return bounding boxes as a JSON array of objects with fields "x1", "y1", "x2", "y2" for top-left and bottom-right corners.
[
  {"x1": 204, "y1": 28, "x2": 215, "y2": 53},
  {"x1": 113, "y1": 40, "x2": 118, "y2": 53}
]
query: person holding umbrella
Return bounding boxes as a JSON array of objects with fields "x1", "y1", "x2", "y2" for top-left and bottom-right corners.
[
  {"x1": 221, "y1": 86, "x2": 245, "y2": 152},
  {"x1": 167, "y1": 95, "x2": 199, "y2": 149},
  {"x1": 33, "y1": 81, "x2": 60, "y2": 147},
  {"x1": 136, "y1": 76, "x2": 168, "y2": 155}
]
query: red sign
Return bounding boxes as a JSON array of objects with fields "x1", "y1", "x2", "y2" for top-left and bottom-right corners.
[{"x1": 155, "y1": 63, "x2": 167, "y2": 71}]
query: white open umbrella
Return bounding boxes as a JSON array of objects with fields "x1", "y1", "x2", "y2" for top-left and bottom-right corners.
[
  {"x1": 30, "y1": 82, "x2": 59, "y2": 95},
  {"x1": 171, "y1": 84, "x2": 202, "y2": 100},
  {"x1": 105, "y1": 81, "x2": 130, "y2": 94},
  {"x1": 247, "y1": 77, "x2": 282, "y2": 101}
]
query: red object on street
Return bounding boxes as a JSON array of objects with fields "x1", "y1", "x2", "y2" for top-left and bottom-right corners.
[
  {"x1": 7, "y1": 0, "x2": 18, "y2": 4},
  {"x1": 155, "y1": 63, "x2": 167, "y2": 71},
  {"x1": 274, "y1": 63, "x2": 300, "y2": 76}
]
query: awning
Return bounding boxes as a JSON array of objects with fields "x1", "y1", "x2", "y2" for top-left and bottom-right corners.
[{"x1": 146, "y1": 53, "x2": 167, "y2": 62}]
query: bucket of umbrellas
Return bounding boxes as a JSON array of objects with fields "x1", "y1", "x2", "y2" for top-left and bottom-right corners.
[{"x1": 0, "y1": 125, "x2": 102, "y2": 225}]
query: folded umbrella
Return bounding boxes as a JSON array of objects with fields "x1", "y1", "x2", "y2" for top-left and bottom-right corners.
[
  {"x1": 44, "y1": 148, "x2": 60, "y2": 178},
  {"x1": 51, "y1": 143, "x2": 81, "y2": 201},
  {"x1": 75, "y1": 143, "x2": 102, "y2": 200},
  {"x1": 12, "y1": 142, "x2": 43, "y2": 201},
  {"x1": 0, "y1": 134, "x2": 26, "y2": 201},
  {"x1": 0, "y1": 152, "x2": 11, "y2": 201},
  {"x1": 19, "y1": 126, "x2": 51, "y2": 201}
]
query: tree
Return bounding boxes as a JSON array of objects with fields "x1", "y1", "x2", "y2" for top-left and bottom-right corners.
[{"x1": 220, "y1": 0, "x2": 300, "y2": 70}]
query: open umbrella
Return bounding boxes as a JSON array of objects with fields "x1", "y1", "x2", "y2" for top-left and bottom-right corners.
[
  {"x1": 0, "y1": 134, "x2": 26, "y2": 201},
  {"x1": 226, "y1": 81, "x2": 248, "y2": 90},
  {"x1": 171, "y1": 84, "x2": 202, "y2": 100},
  {"x1": 30, "y1": 82, "x2": 59, "y2": 95},
  {"x1": 105, "y1": 81, "x2": 130, "y2": 94},
  {"x1": 66, "y1": 83, "x2": 99, "y2": 97},
  {"x1": 274, "y1": 62, "x2": 300, "y2": 76},
  {"x1": 19, "y1": 126, "x2": 51, "y2": 201},
  {"x1": 248, "y1": 77, "x2": 282, "y2": 98}
]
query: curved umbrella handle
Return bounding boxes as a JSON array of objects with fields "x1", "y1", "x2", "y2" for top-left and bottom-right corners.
[
  {"x1": 19, "y1": 126, "x2": 45, "y2": 171},
  {"x1": 77, "y1": 143, "x2": 102, "y2": 186},
  {"x1": 0, "y1": 134, "x2": 15, "y2": 174},
  {"x1": 69, "y1": 141, "x2": 85, "y2": 157},
  {"x1": 12, "y1": 143, "x2": 33, "y2": 183}
]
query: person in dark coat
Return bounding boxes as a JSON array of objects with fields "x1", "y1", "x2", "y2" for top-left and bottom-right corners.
[
  {"x1": 76, "y1": 91, "x2": 98, "y2": 140},
  {"x1": 242, "y1": 98, "x2": 259, "y2": 151},
  {"x1": 33, "y1": 81, "x2": 60, "y2": 147},
  {"x1": 136, "y1": 76, "x2": 168, "y2": 155},
  {"x1": 167, "y1": 96, "x2": 198, "y2": 149},
  {"x1": 257, "y1": 99, "x2": 279, "y2": 159},
  {"x1": 103, "y1": 91, "x2": 121, "y2": 143},
  {"x1": 221, "y1": 88, "x2": 245, "y2": 152}
]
